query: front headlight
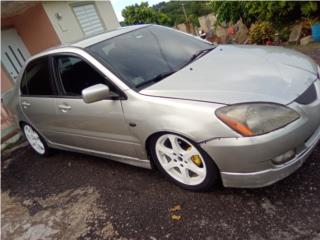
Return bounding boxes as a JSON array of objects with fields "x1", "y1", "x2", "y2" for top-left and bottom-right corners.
[{"x1": 216, "y1": 103, "x2": 300, "y2": 137}]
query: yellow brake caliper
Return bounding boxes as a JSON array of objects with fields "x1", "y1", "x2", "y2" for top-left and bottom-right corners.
[{"x1": 188, "y1": 147, "x2": 202, "y2": 167}]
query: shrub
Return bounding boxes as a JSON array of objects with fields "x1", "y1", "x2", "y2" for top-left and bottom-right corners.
[
  {"x1": 248, "y1": 21, "x2": 275, "y2": 44},
  {"x1": 277, "y1": 26, "x2": 290, "y2": 42}
]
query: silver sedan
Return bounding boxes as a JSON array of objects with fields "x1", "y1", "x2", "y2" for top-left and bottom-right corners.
[{"x1": 10, "y1": 24, "x2": 320, "y2": 191}]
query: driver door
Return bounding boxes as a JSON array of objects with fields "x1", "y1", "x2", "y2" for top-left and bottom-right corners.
[{"x1": 50, "y1": 54, "x2": 137, "y2": 158}]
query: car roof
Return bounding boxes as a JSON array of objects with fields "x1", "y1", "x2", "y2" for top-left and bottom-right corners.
[
  {"x1": 29, "y1": 24, "x2": 149, "y2": 61},
  {"x1": 72, "y1": 24, "x2": 149, "y2": 48}
]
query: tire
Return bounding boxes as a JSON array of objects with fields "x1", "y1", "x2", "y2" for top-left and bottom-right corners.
[
  {"x1": 149, "y1": 133, "x2": 219, "y2": 191},
  {"x1": 22, "y1": 123, "x2": 51, "y2": 156}
]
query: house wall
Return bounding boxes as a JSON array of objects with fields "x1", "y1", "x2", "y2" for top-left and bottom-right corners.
[
  {"x1": 95, "y1": 1, "x2": 120, "y2": 30},
  {"x1": 43, "y1": 1, "x2": 120, "y2": 44},
  {"x1": 1, "y1": 3, "x2": 61, "y2": 131},
  {"x1": 1, "y1": 3, "x2": 60, "y2": 55},
  {"x1": 1, "y1": 3, "x2": 61, "y2": 92},
  {"x1": 1, "y1": 67, "x2": 13, "y2": 93},
  {"x1": 1, "y1": 67, "x2": 14, "y2": 131}
]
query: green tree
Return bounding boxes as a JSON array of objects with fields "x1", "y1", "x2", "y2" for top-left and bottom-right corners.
[
  {"x1": 210, "y1": 2, "x2": 246, "y2": 25},
  {"x1": 122, "y1": 1, "x2": 319, "y2": 28},
  {"x1": 153, "y1": 1, "x2": 212, "y2": 27},
  {"x1": 244, "y1": 2, "x2": 302, "y2": 27},
  {"x1": 300, "y1": 1, "x2": 319, "y2": 17},
  {"x1": 122, "y1": 1, "x2": 213, "y2": 27},
  {"x1": 209, "y1": 1, "x2": 320, "y2": 27},
  {"x1": 122, "y1": 2, "x2": 171, "y2": 26}
]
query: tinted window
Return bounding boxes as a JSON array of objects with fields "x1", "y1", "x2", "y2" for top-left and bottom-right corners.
[
  {"x1": 87, "y1": 25, "x2": 213, "y2": 89},
  {"x1": 21, "y1": 57, "x2": 55, "y2": 96},
  {"x1": 55, "y1": 56, "x2": 108, "y2": 96}
]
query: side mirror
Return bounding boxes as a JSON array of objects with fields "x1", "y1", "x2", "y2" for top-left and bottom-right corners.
[{"x1": 82, "y1": 84, "x2": 113, "y2": 103}]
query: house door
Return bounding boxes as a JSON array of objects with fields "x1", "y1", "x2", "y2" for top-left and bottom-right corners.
[{"x1": 1, "y1": 28, "x2": 30, "y2": 81}]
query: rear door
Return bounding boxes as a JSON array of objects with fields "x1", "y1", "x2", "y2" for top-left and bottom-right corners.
[
  {"x1": 50, "y1": 54, "x2": 137, "y2": 158},
  {"x1": 19, "y1": 57, "x2": 57, "y2": 140}
]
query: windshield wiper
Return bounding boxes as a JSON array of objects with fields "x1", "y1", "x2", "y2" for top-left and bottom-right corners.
[
  {"x1": 181, "y1": 47, "x2": 215, "y2": 68},
  {"x1": 136, "y1": 70, "x2": 175, "y2": 89},
  {"x1": 135, "y1": 47, "x2": 215, "y2": 89}
]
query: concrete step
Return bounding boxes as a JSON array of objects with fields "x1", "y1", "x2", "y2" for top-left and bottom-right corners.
[{"x1": 1, "y1": 125, "x2": 23, "y2": 151}]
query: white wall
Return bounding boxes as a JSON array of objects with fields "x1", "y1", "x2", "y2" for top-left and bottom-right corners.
[
  {"x1": 96, "y1": 1, "x2": 120, "y2": 30},
  {"x1": 42, "y1": 1, "x2": 120, "y2": 43}
]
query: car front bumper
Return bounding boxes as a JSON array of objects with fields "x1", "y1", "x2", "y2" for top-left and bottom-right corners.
[
  {"x1": 201, "y1": 122, "x2": 320, "y2": 188},
  {"x1": 200, "y1": 83, "x2": 320, "y2": 188},
  {"x1": 226, "y1": 125, "x2": 318, "y2": 188}
]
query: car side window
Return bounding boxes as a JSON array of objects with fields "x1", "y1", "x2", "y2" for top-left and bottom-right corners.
[
  {"x1": 20, "y1": 57, "x2": 55, "y2": 96},
  {"x1": 54, "y1": 56, "x2": 110, "y2": 96}
]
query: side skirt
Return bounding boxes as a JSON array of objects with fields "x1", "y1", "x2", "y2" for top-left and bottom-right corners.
[{"x1": 47, "y1": 141, "x2": 152, "y2": 169}]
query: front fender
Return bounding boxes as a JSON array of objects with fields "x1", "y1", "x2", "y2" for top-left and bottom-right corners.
[{"x1": 121, "y1": 90, "x2": 239, "y2": 147}]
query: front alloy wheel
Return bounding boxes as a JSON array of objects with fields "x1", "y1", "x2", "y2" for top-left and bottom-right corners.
[{"x1": 150, "y1": 133, "x2": 219, "y2": 191}]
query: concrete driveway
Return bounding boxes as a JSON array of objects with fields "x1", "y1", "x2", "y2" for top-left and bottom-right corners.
[{"x1": 2, "y1": 46, "x2": 320, "y2": 240}]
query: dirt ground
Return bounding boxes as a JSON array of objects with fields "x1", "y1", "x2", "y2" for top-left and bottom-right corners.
[{"x1": 2, "y1": 46, "x2": 320, "y2": 240}]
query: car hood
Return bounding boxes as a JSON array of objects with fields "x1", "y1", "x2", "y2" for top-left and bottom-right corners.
[{"x1": 140, "y1": 45, "x2": 318, "y2": 105}]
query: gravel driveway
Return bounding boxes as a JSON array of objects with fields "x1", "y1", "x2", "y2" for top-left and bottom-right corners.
[{"x1": 2, "y1": 46, "x2": 320, "y2": 240}]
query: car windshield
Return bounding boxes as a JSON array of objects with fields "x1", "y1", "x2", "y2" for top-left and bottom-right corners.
[{"x1": 86, "y1": 25, "x2": 213, "y2": 89}]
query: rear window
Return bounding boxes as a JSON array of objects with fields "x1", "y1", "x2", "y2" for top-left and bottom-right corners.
[{"x1": 20, "y1": 57, "x2": 55, "y2": 96}]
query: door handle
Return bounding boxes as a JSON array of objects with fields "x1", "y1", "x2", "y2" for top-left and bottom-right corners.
[
  {"x1": 58, "y1": 104, "x2": 72, "y2": 112},
  {"x1": 22, "y1": 101, "x2": 31, "y2": 108}
]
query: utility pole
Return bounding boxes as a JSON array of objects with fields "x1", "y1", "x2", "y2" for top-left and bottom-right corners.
[{"x1": 181, "y1": 3, "x2": 188, "y2": 23}]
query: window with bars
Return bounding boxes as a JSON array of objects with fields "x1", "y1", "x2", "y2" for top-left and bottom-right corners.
[{"x1": 73, "y1": 3, "x2": 105, "y2": 36}]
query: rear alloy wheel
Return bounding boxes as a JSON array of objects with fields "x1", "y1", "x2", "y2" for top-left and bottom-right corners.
[
  {"x1": 23, "y1": 124, "x2": 50, "y2": 156},
  {"x1": 150, "y1": 133, "x2": 219, "y2": 191}
]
